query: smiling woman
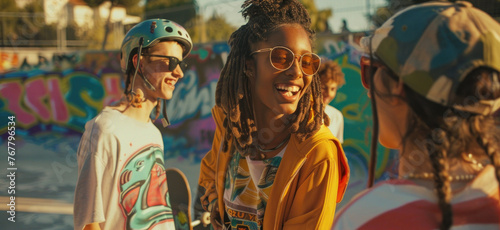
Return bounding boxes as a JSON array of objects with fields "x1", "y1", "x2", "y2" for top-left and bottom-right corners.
[{"x1": 198, "y1": 0, "x2": 350, "y2": 229}]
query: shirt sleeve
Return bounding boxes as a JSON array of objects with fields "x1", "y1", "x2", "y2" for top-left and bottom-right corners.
[
  {"x1": 198, "y1": 106, "x2": 224, "y2": 212},
  {"x1": 73, "y1": 122, "x2": 117, "y2": 230}
]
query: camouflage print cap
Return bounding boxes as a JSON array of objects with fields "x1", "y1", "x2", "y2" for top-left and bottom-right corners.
[{"x1": 361, "y1": 1, "x2": 500, "y2": 114}]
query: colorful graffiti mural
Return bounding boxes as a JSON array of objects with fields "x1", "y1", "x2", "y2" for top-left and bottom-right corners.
[
  {"x1": 0, "y1": 46, "x2": 224, "y2": 161},
  {"x1": 0, "y1": 34, "x2": 397, "y2": 228},
  {"x1": 0, "y1": 44, "x2": 228, "y2": 229},
  {"x1": 316, "y1": 34, "x2": 398, "y2": 205}
]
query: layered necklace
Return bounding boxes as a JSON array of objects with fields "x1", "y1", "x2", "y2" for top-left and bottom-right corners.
[
  {"x1": 254, "y1": 134, "x2": 291, "y2": 160},
  {"x1": 401, "y1": 153, "x2": 485, "y2": 182}
]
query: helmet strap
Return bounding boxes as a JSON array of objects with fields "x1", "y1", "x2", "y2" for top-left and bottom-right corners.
[
  {"x1": 131, "y1": 37, "x2": 156, "y2": 92},
  {"x1": 161, "y1": 99, "x2": 170, "y2": 127},
  {"x1": 137, "y1": 67, "x2": 156, "y2": 91},
  {"x1": 367, "y1": 35, "x2": 380, "y2": 188},
  {"x1": 128, "y1": 37, "x2": 144, "y2": 96},
  {"x1": 126, "y1": 37, "x2": 158, "y2": 108}
]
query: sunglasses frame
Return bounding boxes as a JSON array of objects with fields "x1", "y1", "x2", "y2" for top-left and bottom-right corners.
[
  {"x1": 360, "y1": 56, "x2": 377, "y2": 89},
  {"x1": 360, "y1": 55, "x2": 400, "y2": 90},
  {"x1": 143, "y1": 54, "x2": 188, "y2": 72},
  {"x1": 250, "y1": 46, "x2": 321, "y2": 76}
]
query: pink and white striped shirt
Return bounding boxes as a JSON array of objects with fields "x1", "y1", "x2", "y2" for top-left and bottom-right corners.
[{"x1": 333, "y1": 165, "x2": 500, "y2": 230}]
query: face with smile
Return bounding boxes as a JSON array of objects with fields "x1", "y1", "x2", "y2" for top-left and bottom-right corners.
[
  {"x1": 248, "y1": 24, "x2": 313, "y2": 122},
  {"x1": 322, "y1": 80, "x2": 338, "y2": 105},
  {"x1": 134, "y1": 41, "x2": 185, "y2": 101}
]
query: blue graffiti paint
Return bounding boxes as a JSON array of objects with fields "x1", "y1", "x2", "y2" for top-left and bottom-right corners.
[
  {"x1": 166, "y1": 70, "x2": 217, "y2": 124},
  {"x1": 65, "y1": 73, "x2": 105, "y2": 132}
]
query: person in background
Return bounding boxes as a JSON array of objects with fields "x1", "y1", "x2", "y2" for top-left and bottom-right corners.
[
  {"x1": 318, "y1": 60, "x2": 345, "y2": 143},
  {"x1": 333, "y1": 2, "x2": 500, "y2": 229},
  {"x1": 198, "y1": 0, "x2": 350, "y2": 229},
  {"x1": 73, "y1": 19, "x2": 192, "y2": 230}
]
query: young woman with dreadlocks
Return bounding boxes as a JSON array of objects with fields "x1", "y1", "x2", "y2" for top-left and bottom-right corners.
[
  {"x1": 198, "y1": 0, "x2": 350, "y2": 229},
  {"x1": 74, "y1": 19, "x2": 192, "y2": 230},
  {"x1": 333, "y1": 2, "x2": 500, "y2": 230}
]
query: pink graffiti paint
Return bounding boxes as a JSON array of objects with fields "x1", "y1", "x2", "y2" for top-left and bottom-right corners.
[
  {"x1": 25, "y1": 78, "x2": 51, "y2": 121},
  {"x1": 47, "y1": 77, "x2": 69, "y2": 122},
  {"x1": 0, "y1": 81, "x2": 36, "y2": 125}
]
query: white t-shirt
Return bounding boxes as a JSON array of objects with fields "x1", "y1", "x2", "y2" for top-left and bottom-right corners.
[
  {"x1": 74, "y1": 107, "x2": 175, "y2": 230},
  {"x1": 325, "y1": 105, "x2": 344, "y2": 143}
]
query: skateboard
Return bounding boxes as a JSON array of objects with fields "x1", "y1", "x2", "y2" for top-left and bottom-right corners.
[
  {"x1": 166, "y1": 168, "x2": 193, "y2": 230},
  {"x1": 193, "y1": 186, "x2": 213, "y2": 230},
  {"x1": 166, "y1": 168, "x2": 211, "y2": 230}
]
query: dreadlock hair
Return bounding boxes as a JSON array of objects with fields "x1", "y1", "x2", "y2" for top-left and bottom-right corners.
[
  {"x1": 216, "y1": 0, "x2": 328, "y2": 157},
  {"x1": 377, "y1": 66, "x2": 500, "y2": 230}
]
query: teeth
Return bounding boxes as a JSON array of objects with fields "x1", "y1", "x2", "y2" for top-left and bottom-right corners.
[
  {"x1": 276, "y1": 84, "x2": 300, "y2": 93},
  {"x1": 165, "y1": 80, "x2": 176, "y2": 85}
]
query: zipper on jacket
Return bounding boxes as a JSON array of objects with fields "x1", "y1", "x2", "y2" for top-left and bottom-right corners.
[{"x1": 273, "y1": 158, "x2": 307, "y2": 230}]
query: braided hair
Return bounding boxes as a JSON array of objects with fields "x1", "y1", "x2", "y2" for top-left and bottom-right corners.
[
  {"x1": 123, "y1": 47, "x2": 162, "y2": 121},
  {"x1": 381, "y1": 67, "x2": 500, "y2": 230},
  {"x1": 216, "y1": 0, "x2": 327, "y2": 156}
]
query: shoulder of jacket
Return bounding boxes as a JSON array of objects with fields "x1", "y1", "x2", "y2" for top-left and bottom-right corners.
[
  {"x1": 291, "y1": 126, "x2": 339, "y2": 158},
  {"x1": 211, "y1": 105, "x2": 226, "y2": 124}
]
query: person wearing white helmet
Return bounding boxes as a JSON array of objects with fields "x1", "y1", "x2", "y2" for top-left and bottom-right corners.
[{"x1": 74, "y1": 19, "x2": 193, "y2": 230}]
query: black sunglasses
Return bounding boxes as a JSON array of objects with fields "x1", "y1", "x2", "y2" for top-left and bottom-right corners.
[{"x1": 143, "y1": 54, "x2": 188, "y2": 72}]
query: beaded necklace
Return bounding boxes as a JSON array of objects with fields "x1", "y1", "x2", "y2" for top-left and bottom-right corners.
[{"x1": 400, "y1": 153, "x2": 484, "y2": 182}]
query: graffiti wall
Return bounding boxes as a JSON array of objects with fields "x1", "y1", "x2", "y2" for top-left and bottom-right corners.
[
  {"x1": 316, "y1": 34, "x2": 398, "y2": 207},
  {"x1": 0, "y1": 34, "x2": 397, "y2": 229}
]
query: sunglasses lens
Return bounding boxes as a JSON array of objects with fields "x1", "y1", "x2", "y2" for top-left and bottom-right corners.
[
  {"x1": 167, "y1": 57, "x2": 184, "y2": 71},
  {"x1": 179, "y1": 62, "x2": 188, "y2": 71},
  {"x1": 267, "y1": 47, "x2": 320, "y2": 75},
  {"x1": 301, "y1": 54, "x2": 320, "y2": 75},
  {"x1": 270, "y1": 48, "x2": 294, "y2": 70}
]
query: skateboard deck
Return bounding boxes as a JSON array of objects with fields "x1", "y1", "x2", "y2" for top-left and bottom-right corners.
[{"x1": 166, "y1": 168, "x2": 193, "y2": 230}]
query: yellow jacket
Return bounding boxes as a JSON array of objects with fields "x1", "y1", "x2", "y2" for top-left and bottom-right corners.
[{"x1": 199, "y1": 106, "x2": 350, "y2": 229}]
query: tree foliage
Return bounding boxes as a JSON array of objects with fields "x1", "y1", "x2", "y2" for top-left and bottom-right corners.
[
  {"x1": 83, "y1": 0, "x2": 141, "y2": 7},
  {"x1": 185, "y1": 13, "x2": 237, "y2": 43},
  {"x1": 83, "y1": 0, "x2": 142, "y2": 50},
  {"x1": 144, "y1": 0, "x2": 196, "y2": 25},
  {"x1": 0, "y1": 1, "x2": 46, "y2": 47},
  {"x1": 299, "y1": 0, "x2": 332, "y2": 33},
  {"x1": 0, "y1": 1, "x2": 21, "y2": 46}
]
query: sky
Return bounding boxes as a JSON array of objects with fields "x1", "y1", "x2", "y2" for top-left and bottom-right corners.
[{"x1": 196, "y1": 0, "x2": 387, "y2": 33}]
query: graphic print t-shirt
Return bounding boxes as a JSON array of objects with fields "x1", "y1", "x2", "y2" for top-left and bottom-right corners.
[
  {"x1": 223, "y1": 147, "x2": 285, "y2": 230},
  {"x1": 74, "y1": 107, "x2": 175, "y2": 230}
]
